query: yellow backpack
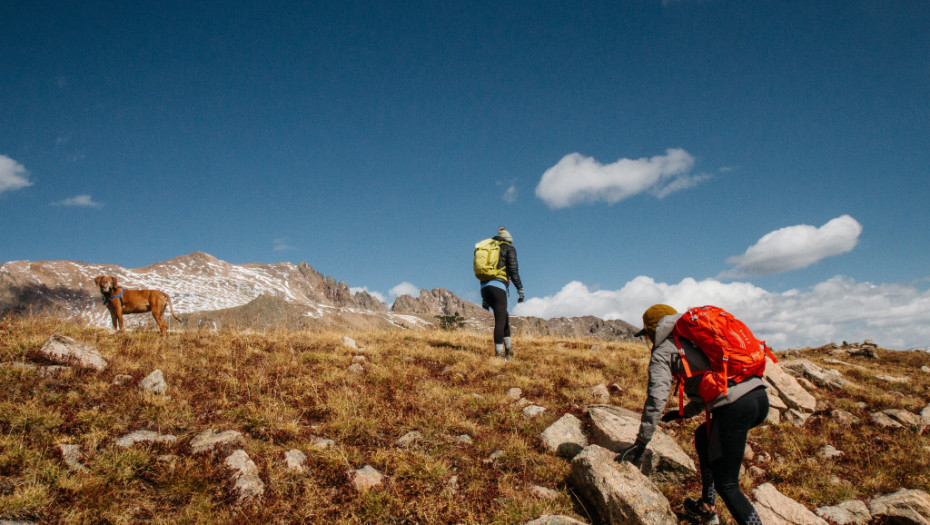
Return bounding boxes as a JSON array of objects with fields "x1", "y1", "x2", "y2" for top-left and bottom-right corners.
[{"x1": 473, "y1": 238, "x2": 508, "y2": 281}]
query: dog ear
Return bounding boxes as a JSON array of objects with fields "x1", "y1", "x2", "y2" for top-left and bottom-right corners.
[
  {"x1": 110, "y1": 275, "x2": 118, "y2": 287},
  {"x1": 94, "y1": 276, "x2": 102, "y2": 287}
]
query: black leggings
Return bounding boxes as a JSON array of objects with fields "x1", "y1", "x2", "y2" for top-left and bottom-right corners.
[
  {"x1": 694, "y1": 386, "x2": 769, "y2": 525},
  {"x1": 481, "y1": 286, "x2": 510, "y2": 344}
]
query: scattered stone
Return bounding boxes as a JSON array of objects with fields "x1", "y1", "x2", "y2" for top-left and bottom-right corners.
[
  {"x1": 540, "y1": 413, "x2": 588, "y2": 459},
  {"x1": 351, "y1": 355, "x2": 366, "y2": 364},
  {"x1": 744, "y1": 443, "x2": 754, "y2": 461},
  {"x1": 823, "y1": 358, "x2": 867, "y2": 371},
  {"x1": 525, "y1": 515, "x2": 588, "y2": 525},
  {"x1": 816, "y1": 499, "x2": 871, "y2": 525},
  {"x1": 766, "y1": 407, "x2": 782, "y2": 425},
  {"x1": 768, "y1": 389, "x2": 788, "y2": 411},
  {"x1": 225, "y1": 449, "x2": 264, "y2": 501},
  {"x1": 784, "y1": 409, "x2": 811, "y2": 427},
  {"x1": 139, "y1": 369, "x2": 168, "y2": 395},
  {"x1": 871, "y1": 409, "x2": 921, "y2": 431},
  {"x1": 115, "y1": 430, "x2": 178, "y2": 448},
  {"x1": 586, "y1": 383, "x2": 611, "y2": 403},
  {"x1": 529, "y1": 485, "x2": 561, "y2": 500},
  {"x1": 284, "y1": 449, "x2": 306, "y2": 472},
  {"x1": 848, "y1": 346, "x2": 877, "y2": 359},
  {"x1": 752, "y1": 482, "x2": 828, "y2": 525},
  {"x1": 523, "y1": 405, "x2": 547, "y2": 418},
  {"x1": 920, "y1": 404, "x2": 930, "y2": 434},
  {"x1": 309, "y1": 437, "x2": 335, "y2": 451},
  {"x1": 348, "y1": 464, "x2": 385, "y2": 491},
  {"x1": 57, "y1": 443, "x2": 86, "y2": 471},
  {"x1": 819, "y1": 445, "x2": 843, "y2": 459},
  {"x1": 112, "y1": 374, "x2": 134, "y2": 386},
  {"x1": 445, "y1": 475, "x2": 458, "y2": 493},
  {"x1": 868, "y1": 489, "x2": 930, "y2": 524},
  {"x1": 749, "y1": 466, "x2": 766, "y2": 478},
  {"x1": 831, "y1": 409, "x2": 861, "y2": 425},
  {"x1": 342, "y1": 336, "x2": 358, "y2": 349},
  {"x1": 781, "y1": 359, "x2": 848, "y2": 390},
  {"x1": 512, "y1": 398, "x2": 531, "y2": 408},
  {"x1": 39, "y1": 334, "x2": 108, "y2": 371},
  {"x1": 921, "y1": 366, "x2": 930, "y2": 374},
  {"x1": 348, "y1": 363, "x2": 364, "y2": 374},
  {"x1": 455, "y1": 434, "x2": 473, "y2": 445},
  {"x1": 190, "y1": 429, "x2": 245, "y2": 454},
  {"x1": 764, "y1": 358, "x2": 817, "y2": 413},
  {"x1": 876, "y1": 375, "x2": 910, "y2": 384},
  {"x1": 568, "y1": 444, "x2": 677, "y2": 524},
  {"x1": 507, "y1": 387, "x2": 523, "y2": 400},
  {"x1": 483, "y1": 450, "x2": 505, "y2": 465},
  {"x1": 586, "y1": 405, "x2": 696, "y2": 486},
  {"x1": 395, "y1": 431, "x2": 423, "y2": 448}
]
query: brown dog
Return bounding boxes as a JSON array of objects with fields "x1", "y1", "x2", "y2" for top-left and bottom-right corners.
[{"x1": 94, "y1": 275, "x2": 181, "y2": 337}]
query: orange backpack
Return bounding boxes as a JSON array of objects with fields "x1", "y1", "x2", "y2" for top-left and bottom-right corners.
[{"x1": 671, "y1": 305, "x2": 777, "y2": 408}]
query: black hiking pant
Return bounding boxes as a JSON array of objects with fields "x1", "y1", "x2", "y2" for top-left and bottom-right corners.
[
  {"x1": 481, "y1": 285, "x2": 510, "y2": 345},
  {"x1": 694, "y1": 386, "x2": 769, "y2": 525}
]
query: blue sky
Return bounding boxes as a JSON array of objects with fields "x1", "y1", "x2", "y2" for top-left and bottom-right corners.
[{"x1": 2, "y1": 1, "x2": 929, "y2": 349}]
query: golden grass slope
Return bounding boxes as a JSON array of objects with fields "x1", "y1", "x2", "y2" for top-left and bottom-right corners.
[{"x1": 0, "y1": 316, "x2": 928, "y2": 524}]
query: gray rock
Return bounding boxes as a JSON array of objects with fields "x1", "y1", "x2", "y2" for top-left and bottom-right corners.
[
  {"x1": 348, "y1": 363, "x2": 364, "y2": 374},
  {"x1": 190, "y1": 429, "x2": 244, "y2": 454},
  {"x1": 284, "y1": 449, "x2": 306, "y2": 472},
  {"x1": 483, "y1": 449, "x2": 505, "y2": 465},
  {"x1": 225, "y1": 449, "x2": 264, "y2": 501},
  {"x1": 816, "y1": 500, "x2": 871, "y2": 525},
  {"x1": 523, "y1": 405, "x2": 547, "y2": 418},
  {"x1": 868, "y1": 489, "x2": 930, "y2": 524},
  {"x1": 540, "y1": 413, "x2": 588, "y2": 458},
  {"x1": 764, "y1": 358, "x2": 817, "y2": 413},
  {"x1": 529, "y1": 485, "x2": 561, "y2": 500},
  {"x1": 781, "y1": 359, "x2": 848, "y2": 389},
  {"x1": 870, "y1": 411, "x2": 904, "y2": 429},
  {"x1": 115, "y1": 430, "x2": 178, "y2": 448},
  {"x1": 586, "y1": 383, "x2": 611, "y2": 403},
  {"x1": 39, "y1": 334, "x2": 108, "y2": 371},
  {"x1": 139, "y1": 369, "x2": 168, "y2": 395},
  {"x1": 876, "y1": 374, "x2": 910, "y2": 384},
  {"x1": 395, "y1": 430, "x2": 423, "y2": 448},
  {"x1": 507, "y1": 387, "x2": 523, "y2": 400},
  {"x1": 351, "y1": 355, "x2": 366, "y2": 364},
  {"x1": 342, "y1": 336, "x2": 358, "y2": 349},
  {"x1": 112, "y1": 374, "x2": 134, "y2": 386},
  {"x1": 819, "y1": 445, "x2": 843, "y2": 459},
  {"x1": 568, "y1": 444, "x2": 677, "y2": 525},
  {"x1": 57, "y1": 443, "x2": 86, "y2": 471},
  {"x1": 830, "y1": 409, "x2": 860, "y2": 425},
  {"x1": 784, "y1": 409, "x2": 811, "y2": 427},
  {"x1": 455, "y1": 434, "x2": 473, "y2": 445},
  {"x1": 309, "y1": 437, "x2": 335, "y2": 451},
  {"x1": 752, "y1": 483, "x2": 828, "y2": 525},
  {"x1": 525, "y1": 515, "x2": 588, "y2": 525},
  {"x1": 921, "y1": 403, "x2": 930, "y2": 434},
  {"x1": 871, "y1": 409, "x2": 921, "y2": 431},
  {"x1": 587, "y1": 405, "x2": 696, "y2": 485},
  {"x1": 348, "y1": 464, "x2": 385, "y2": 490}
]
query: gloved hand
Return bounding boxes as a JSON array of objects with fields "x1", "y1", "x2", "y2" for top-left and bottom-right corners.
[
  {"x1": 661, "y1": 411, "x2": 686, "y2": 422},
  {"x1": 482, "y1": 300, "x2": 490, "y2": 311},
  {"x1": 615, "y1": 442, "x2": 646, "y2": 464},
  {"x1": 518, "y1": 290, "x2": 525, "y2": 303}
]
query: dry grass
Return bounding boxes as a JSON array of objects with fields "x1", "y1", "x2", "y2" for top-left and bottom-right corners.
[{"x1": 0, "y1": 316, "x2": 928, "y2": 524}]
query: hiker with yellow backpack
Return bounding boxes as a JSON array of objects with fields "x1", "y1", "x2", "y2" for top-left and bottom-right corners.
[
  {"x1": 473, "y1": 227, "x2": 524, "y2": 359},
  {"x1": 618, "y1": 304, "x2": 775, "y2": 525}
]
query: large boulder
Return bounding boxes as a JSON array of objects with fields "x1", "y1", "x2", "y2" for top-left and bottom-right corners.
[
  {"x1": 540, "y1": 413, "x2": 588, "y2": 458},
  {"x1": 38, "y1": 335, "x2": 108, "y2": 371},
  {"x1": 764, "y1": 358, "x2": 817, "y2": 413},
  {"x1": 780, "y1": 359, "x2": 848, "y2": 389},
  {"x1": 752, "y1": 483, "x2": 828, "y2": 525},
  {"x1": 569, "y1": 445, "x2": 677, "y2": 525},
  {"x1": 816, "y1": 500, "x2": 871, "y2": 525},
  {"x1": 868, "y1": 489, "x2": 930, "y2": 524},
  {"x1": 586, "y1": 405, "x2": 695, "y2": 485}
]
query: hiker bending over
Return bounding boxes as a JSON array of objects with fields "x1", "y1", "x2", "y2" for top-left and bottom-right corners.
[
  {"x1": 475, "y1": 227, "x2": 524, "y2": 359},
  {"x1": 618, "y1": 304, "x2": 769, "y2": 525}
]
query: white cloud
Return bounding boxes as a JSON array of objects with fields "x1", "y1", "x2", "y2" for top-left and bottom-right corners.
[
  {"x1": 51, "y1": 194, "x2": 102, "y2": 208},
  {"x1": 350, "y1": 286, "x2": 386, "y2": 303},
  {"x1": 389, "y1": 281, "x2": 420, "y2": 297},
  {"x1": 534, "y1": 148, "x2": 701, "y2": 208},
  {"x1": 0, "y1": 155, "x2": 33, "y2": 195},
  {"x1": 721, "y1": 215, "x2": 863, "y2": 278},
  {"x1": 273, "y1": 238, "x2": 296, "y2": 251},
  {"x1": 503, "y1": 184, "x2": 517, "y2": 203},
  {"x1": 513, "y1": 276, "x2": 930, "y2": 350}
]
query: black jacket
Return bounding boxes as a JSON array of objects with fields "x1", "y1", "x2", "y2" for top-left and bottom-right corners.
[{"x1": 493, "y1": 236, "x2": 523, "y2": 291}]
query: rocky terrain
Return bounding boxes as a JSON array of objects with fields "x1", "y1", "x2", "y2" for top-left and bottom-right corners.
[{"x1": 0, "y1": 252, "x2": 638, "y2": 339}]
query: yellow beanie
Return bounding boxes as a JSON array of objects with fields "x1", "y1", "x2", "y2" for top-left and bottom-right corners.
[{"x1": 634, "y1": 304, "x2": 678, "y2": 340}]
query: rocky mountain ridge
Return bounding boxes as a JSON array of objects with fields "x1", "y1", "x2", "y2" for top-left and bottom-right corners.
[{"x1": 0, "y1": 252, "x2": 638, "y2": 340}]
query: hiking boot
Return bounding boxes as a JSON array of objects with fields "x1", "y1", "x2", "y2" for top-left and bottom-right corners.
[{"x1": 684, "y1": 498, "x2": 719, "y2": 525}]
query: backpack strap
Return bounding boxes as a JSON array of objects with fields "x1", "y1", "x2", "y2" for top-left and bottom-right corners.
[{"x1": 672, "y1": 334, "x2": 693, "y2": 378}]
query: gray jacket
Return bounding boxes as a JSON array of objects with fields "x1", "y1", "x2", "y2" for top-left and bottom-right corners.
[{"x1": 635, "y1": 314, "x2": 766, "y2": 445}]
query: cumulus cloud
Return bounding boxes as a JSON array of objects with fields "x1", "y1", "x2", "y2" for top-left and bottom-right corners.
[
  {"x1": 721, "y1": 215, "x2": 863, "y2": 278},
  {"x1": 51, "y1": 194, "x2": 102, "y2": 208},
  {"x1": 350, "y1": 286, "x2": 386, "y2": 303},
  {"x1": 0, "y1": 155, "x2": 33, "y2": 195},
  {"x1": 534, "y1": 148, "x2": 703, "y2": 208},
  {"x1": 513, "y1": 276, "x2": 930, "y2": 350},
  {"x1": 389, "y1": 281, "x2": 420, "y2": 297}
]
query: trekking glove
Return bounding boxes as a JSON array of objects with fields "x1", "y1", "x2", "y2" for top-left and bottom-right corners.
[
  {"x1": 615, "y1": 442, "x2": 646, "y2": 464},
  {"x1": 518, "y1": 290, "x2": 525, "y2": 303},
  {"x1": 661, "y1": 411, "x2": 685, "y2": 422}
]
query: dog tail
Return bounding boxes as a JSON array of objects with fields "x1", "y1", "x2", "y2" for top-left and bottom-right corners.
[{"x1": 166, "y1": 294, "x2": 182, "y2": 323}]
